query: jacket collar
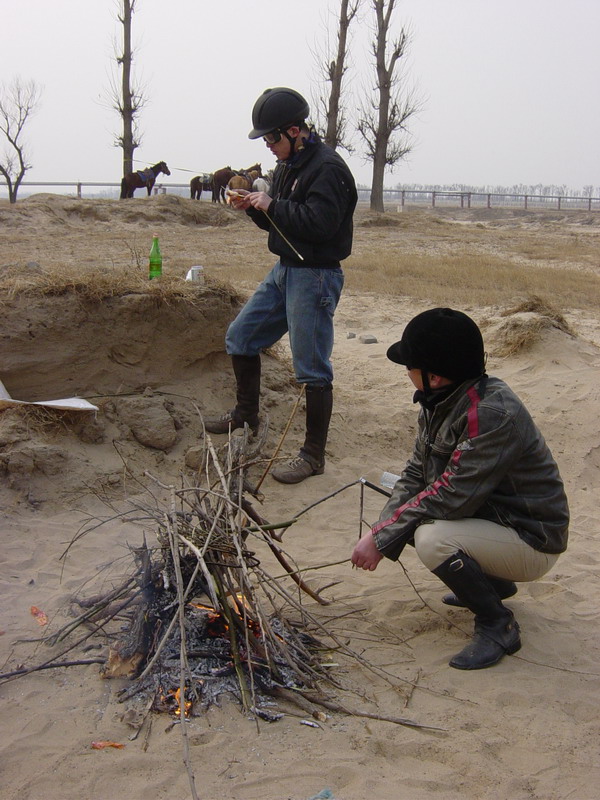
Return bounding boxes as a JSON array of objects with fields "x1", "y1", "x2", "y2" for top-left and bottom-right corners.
[
  {"x1": 279, "y1": 131, "x2": 320, "y2": 169},
  {"x1": 416, "y1": 374, "x2": 487, "y2": 412}
]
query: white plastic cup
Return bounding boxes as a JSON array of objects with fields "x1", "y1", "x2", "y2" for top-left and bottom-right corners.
[{"x1": 186, "y1": 265, "x2": 205, "y2": 284}]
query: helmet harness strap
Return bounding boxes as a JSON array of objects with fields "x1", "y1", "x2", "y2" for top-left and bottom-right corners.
[
  {"x1": 421, "y1": 369, "x2": 432, "y2": 395},
  {"x1": 282, "y1": 127, "x2": 300, "y2": 154}
]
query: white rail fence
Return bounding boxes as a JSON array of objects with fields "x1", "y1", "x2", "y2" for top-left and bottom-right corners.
[{"x1": 2, "y1": 180, "x2": 599, "y2": 211}]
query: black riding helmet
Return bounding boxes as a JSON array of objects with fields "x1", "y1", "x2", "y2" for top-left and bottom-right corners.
[
  {"x1": 248, "y1": 87, "x2": 310, "y2": 139},
  {"x1": 387, "y1": 308, "x2": 486, "y2": 382}
]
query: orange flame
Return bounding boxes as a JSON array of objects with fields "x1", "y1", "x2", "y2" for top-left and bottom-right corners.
[
  {"x1": 158, "y1": 685, "x2": 193, "y2": 717},
  {"x1": 174, "y1": 687, "x2": 193, "y2": 717}
]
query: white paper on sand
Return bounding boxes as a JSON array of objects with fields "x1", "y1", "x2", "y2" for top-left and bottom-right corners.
[{"x1": 0, "y1": 379, "x2": 99, "y2": 412}]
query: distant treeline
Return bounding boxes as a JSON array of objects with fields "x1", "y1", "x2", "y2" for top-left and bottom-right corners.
[{"x1": 383, "y1": 182, "x2": 599, "y2": 198}]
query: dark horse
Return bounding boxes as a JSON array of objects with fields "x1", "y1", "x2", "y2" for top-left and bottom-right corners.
[
  {"x1": 120, "y1": 161, "x2": 171, "y2": 199},
  {"x1": 190, "y1": 173, "x2": 213, "y2": 200},
  {"x1": 211, "y1": 166, "x2": 235, "y2": 203}
]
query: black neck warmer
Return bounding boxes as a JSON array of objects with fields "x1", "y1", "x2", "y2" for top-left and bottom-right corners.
[{"x1": 413, "y1": 383, "x2": 458, "y2": 411}]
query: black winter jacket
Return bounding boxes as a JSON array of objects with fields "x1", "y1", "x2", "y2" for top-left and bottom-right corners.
[
  {"x1": 246, "y1": 135, "x2": 357, "y2": 268},
  {"x1": 373, "y1": 375, "x2": 570, "y2": 561}
]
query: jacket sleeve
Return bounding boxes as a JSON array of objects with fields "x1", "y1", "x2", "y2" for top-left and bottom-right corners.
[
  {"x1": 373, "y1": 403, "x2": 524, "y2": 560},
  {"x1": 383, "y1": 436, "x2": 426, "y2": 513},
  {"x1": 270, "y1": 164, "x2": 353, "y2": 243},
  {"x1": 246, "y1": 178, "x2": 275, "y2": 231},
  {"x1": 246, "y1": 205, "x2": 271, "y2": 231}
]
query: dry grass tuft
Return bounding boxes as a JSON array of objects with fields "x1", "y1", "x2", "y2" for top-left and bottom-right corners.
[
  {"x1": 483, "y1": 294, "x2": 575, "y2": 358},
  {"x1": 489, "y1": 316, "x2": 555, "y2": 358},
  {"x1": 0, "y1": 264, "x2": 246, "y2": 308},
  {"x1": 344, "y1": 249, "x2": 600, "y2": 311},
  {"x1": 357, "y1": 213, "x2": 403, "y2": 228},
  {"x1": 499, "y1": 295, "x2": 574, "y2": 334}
]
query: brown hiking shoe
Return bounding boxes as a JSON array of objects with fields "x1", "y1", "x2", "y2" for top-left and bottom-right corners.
[
  {"x1": 204, "y1": 410, "x2": 258, "y2": 435},
  {"x1": 271, "y1": 455, "x2": 324, "y2": 484}
]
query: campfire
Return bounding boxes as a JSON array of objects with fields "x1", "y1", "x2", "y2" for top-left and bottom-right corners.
[
  {"x1": 7, "y1": 422, "x2": 436, "y2": 758},
  {"x1": 68, "y1": 425, "x2": 339, "y2": 725}
]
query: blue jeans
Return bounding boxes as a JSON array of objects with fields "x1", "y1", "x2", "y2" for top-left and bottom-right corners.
[{"x1": 225, "y1": 261, "x2": 344, "y2": 385}]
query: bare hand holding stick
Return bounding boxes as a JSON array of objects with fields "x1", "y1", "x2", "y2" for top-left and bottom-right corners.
[{"x1": 227, "y1": 189, "x2": 304, "y2": 262}]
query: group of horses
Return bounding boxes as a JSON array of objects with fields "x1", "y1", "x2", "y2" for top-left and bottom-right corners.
[
  {"x1": 190, "y1": 163, "x2": 270, "y2": 203},
  {"x1": 119, "y1": 160, "x2": 271, "y2": 201}
]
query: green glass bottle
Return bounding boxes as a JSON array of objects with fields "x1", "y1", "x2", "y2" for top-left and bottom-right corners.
[{"x1": 149, "y1": 234, "x2": 162, "y2": 279}]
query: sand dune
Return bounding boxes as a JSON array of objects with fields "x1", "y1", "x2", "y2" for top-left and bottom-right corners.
[{"x1": 1, "y1": 196, "x2": 600, "y2": 800}]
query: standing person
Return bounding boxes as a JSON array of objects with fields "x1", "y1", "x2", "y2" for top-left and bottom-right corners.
[
  {"x1": 351, "y1": 308, "x2": 569, "y2": 670},
  {"x1": 204, "y1": 87, "x2": 357, "y2": 484}
]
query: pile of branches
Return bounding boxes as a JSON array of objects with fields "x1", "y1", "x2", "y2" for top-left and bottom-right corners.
[
  {"x1": 2, "y1": 418, "x2": 443, "y2": 798},
  {"x1": 3, "y1": 424, "x2": 438, "y2": 740},
  {"x1": 101, "y1": 428, "x2": 336, "y2": 722}
]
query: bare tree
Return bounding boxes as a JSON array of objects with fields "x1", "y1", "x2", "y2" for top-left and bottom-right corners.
[
  {"x1": 109, "y1": 0, "x2": 147, "y2": 176},
  {"x1": 312, "y1": 0, "x2": 361, "y2": 152},
  {"x1": 0, "y1": 78, "x2": 41, "y2": 204},
  {"x1": 357, "y1": 0, "x2": 420, "y2": 211}
]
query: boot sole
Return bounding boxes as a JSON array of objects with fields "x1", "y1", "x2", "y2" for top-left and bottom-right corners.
[
  {"x1": 449, "y1": 633, "x2": 522, "y2": 670},
  {"x1": 271, "y1": 464, "x2": 325, "y2": 484}
]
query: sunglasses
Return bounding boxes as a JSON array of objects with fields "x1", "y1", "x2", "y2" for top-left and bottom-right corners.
[{"x1": 263, "y1": 130, "x2": 283, "y2": 145}]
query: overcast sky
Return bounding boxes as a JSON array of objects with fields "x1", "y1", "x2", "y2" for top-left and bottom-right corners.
[{"x1": 2, "y1": 0, "x2": 599, "y2": 193}]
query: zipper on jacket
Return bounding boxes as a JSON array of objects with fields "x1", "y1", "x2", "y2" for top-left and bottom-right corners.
[
  {"x1": 423, "y1": 410, "x2": 433, "y2": 458},
  {"x1": 276, "y1": 165, "x2": 297, "y2": 200}
]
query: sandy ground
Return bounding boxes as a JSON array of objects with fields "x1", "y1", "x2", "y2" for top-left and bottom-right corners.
[{"x1": 1, "y1": 195, "x2": 600, "y2": 800}]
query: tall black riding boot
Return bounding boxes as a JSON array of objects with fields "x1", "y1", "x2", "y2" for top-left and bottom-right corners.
[
  {"x1": 442, "y1": 576, "x2": 517, "y2": 607},
  {"x1": 432, "y1": 551, "x2": 521, "y2": 670},
  {"x1": 204, "y1": 354, "x2": 261, "y2": 434},
  {"x1": 271, "y1": 384, "x2": 333, "y2": 484}
]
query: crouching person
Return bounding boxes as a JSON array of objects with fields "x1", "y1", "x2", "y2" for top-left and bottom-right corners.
[{"x1": 351, "y1": 308, "x2": 569, "y2": 670}]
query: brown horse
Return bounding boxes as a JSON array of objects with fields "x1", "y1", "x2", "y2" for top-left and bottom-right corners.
[
  {"x1": 244, "y1": 163, "x2": 262, "y2": 178},
  {"x1": 120, "y1": 161, "x2": 171, "y2": 199},
  {"x1": 211, "y1": 166, "x2": 235, "y2": 203},
  {"x1": 226, "y1": 163, "x2": 264, "y2": 194},
  {"x1": 228, "y1": 173, "x2": 253, "y2": 192},
  {"x1": 190, "y1": 173, "x2": 213, "y2": 200}
]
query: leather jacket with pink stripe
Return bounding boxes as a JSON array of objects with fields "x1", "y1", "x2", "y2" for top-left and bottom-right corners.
[{"x1": 373, "y1": 375, "x2": 569, "y2": 561}]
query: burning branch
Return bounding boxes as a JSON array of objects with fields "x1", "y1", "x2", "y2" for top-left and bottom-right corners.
[{"x1": 165, "y1": 486, "x2": 200, "y2": 800}]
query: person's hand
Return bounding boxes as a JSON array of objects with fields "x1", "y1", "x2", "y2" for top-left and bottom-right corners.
[
  {"x1": 247, "y1": 191, "x2": 272, "y2": 213},
  {"x1": 351, "y1": 531, "x2": 384, "y2": 571},
  {"x1": 226, "y1": 188, "x2": 251, "y2": 210}
]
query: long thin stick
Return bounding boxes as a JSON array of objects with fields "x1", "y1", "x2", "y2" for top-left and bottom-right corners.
[
  {"x1": 255, "y1": 384, "x2": 306, "y2": 492},
  {"x1": 262, "y1": 210, "x2": 304, "y2": 261},
  {"x1": 1, "y1": 590, "x2": 142, "y2": 686},
  {"x1": 0, "y1": 659, "x2": 105, "y2": 681},
  {"x1": 290, "y1": 689, "x2": 446, "y2": 732},
  {"x1": 265, "y1": 538, "x2": 330, "y2": 606},
  {"x1": 241, "y1": 500, "x2": 329, "y2": 604},
  {"x1": 166, "y1": 491, "x2": 200, "y2": 800}
]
